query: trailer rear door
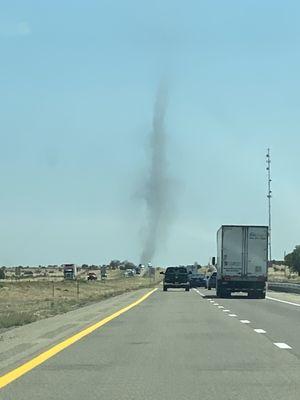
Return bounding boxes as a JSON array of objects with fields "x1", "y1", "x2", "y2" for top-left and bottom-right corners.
[
  {"x1": 222, "y1": 226, "x2": 243, "y2": 277},
  {"x1": 246, "y1": 226, "x2": 268, "y2": 277}
]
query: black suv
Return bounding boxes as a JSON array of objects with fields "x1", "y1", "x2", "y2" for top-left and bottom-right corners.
[{"x1": 162, "y1": 267, "x2": 190, "y2": 291}]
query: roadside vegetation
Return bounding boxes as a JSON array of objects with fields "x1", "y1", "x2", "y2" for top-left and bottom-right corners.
[
  {"x1": 0, "y1": 272, "x2": 161, "y2": 331},
  {"x1": 284, "y1": 245, "x2": 300, "y2": 276},
  {"x1": 266, "y1": 246, "x2": 300, "y2": 283}
]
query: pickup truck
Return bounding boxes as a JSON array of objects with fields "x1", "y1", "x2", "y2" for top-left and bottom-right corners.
[{"x1": 161, "y1": 267, "x2": 190, "y2": 292}]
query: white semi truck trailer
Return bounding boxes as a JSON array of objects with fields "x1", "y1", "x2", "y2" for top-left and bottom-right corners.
[{"x1": 213, "y1": 225, "x2": 268, "y2": 298}]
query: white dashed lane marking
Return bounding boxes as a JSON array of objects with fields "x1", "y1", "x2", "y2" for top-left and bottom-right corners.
[
  {"x1": 274, "y1": 343, "x2": 292, "y2": 349},
  {"x1": 197, "y1": 291, "x2": 293, "y2": 352}
]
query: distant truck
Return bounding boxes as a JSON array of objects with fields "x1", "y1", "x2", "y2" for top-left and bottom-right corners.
[
  {"x1": 100, "y1": 266, "x2": 107, "y2": 280},
  {"x1": 185, "y1": 264, "x2": 198, "y2": 277},
  {"x1": 214, "y1": 225, "x2": 268, "y2": 298},
  {"x1": 62, "y1": 264, "x2": 78, "y2": 280}
]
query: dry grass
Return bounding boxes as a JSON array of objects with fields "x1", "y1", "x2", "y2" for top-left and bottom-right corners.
[
  {"x1": 268, "y1": 268, "x2": 300, "y2": 283},
  {"x1": 0, "y1": 312, "x2": 38, "y2": 329},
  {"x1": 0, "y1": 273, "x2": 161, "y2": 331}
]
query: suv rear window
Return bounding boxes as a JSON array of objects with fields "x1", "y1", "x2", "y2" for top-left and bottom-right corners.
[
  {"x1": 165, "y1": 267, "x2": 187, "y2": 274},
  {"x1": 165, "y1": 267, "x2": 175, "y2": 274}
]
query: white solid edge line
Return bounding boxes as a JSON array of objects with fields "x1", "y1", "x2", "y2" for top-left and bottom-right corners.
[
  {"x1": 254, "y1": 329, "x2": 266, "y2": 334},
  {"x1": 266, "y1": 296, "x2": 300, "y2": 307},
  {"x1": 274, "y1": 342, "x2": 292, "y2": 349}
]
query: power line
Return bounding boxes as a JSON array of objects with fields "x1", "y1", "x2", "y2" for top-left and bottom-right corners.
[{"x1": 266, "y1": 148, "x2": 272, "y2": 263}]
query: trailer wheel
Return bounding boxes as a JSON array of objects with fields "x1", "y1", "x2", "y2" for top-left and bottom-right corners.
[
  {"x1": 219, "y1": 289, "x2": 229, "y2": 298},
  {"x1": 163, "y1": 286, "x2": 167, "y2": 292}
]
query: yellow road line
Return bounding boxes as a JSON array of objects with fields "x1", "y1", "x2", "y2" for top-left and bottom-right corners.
[{"x1": 0, "y1": 288, "x2": 157, "y2": 390}]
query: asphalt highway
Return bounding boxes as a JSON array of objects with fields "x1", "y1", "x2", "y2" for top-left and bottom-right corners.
[{"x1": 1, "y1": 288, "x2": 300, "y2": 400}]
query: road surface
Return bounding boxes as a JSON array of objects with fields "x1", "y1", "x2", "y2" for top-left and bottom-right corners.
[{"x1": 1, "y1": 288, "x2": 300, "y2": 399}]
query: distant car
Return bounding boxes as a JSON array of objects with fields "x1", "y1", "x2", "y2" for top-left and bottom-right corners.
[
  {"x1": 206, "y1": 272, "x2": 217, "y2": 290},
  {"x1": 87, "y1": 272, "x2": 97, "y2": 281},
  {"x1": 198, "y1": 275, "x2": 207, "y2": 287},
  {"x1": 124, "y1": 269, "x2": 135, "y2": 277},
  {"x1": 161, "y1": 267, "x2": 190, "y2": 292},
  {"x1": 23, "y1": 271, "x2": 34, "y2": 276},
  {"x1": 189, "y1": 274, "x2": 206, "y2": 288}
]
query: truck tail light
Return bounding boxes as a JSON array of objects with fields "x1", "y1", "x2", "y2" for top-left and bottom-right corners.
[{"x1": 224, "y1": 276, "x2": 231, "y2": 281}]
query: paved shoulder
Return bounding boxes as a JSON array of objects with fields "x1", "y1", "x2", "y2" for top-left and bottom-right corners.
[{"x1": 0, "y1": 288, "x2": 153, "y2": 375}]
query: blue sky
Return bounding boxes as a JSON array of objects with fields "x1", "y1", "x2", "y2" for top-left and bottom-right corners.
[{"x1": 1, "y1": 0, "x2": 300, "y2": 266}]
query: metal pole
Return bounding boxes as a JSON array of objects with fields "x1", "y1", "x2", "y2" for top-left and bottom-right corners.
[{"x1": 266, "y1": 148, "x2": 272, "y2": 263}]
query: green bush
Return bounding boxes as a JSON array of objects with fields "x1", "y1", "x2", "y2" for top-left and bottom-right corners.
[
  {"x1": 285, "y1": 246, "x2": 300, "y2": 276},
  {"x1": 0, "y1": 268, "x2": 5, "y2": 280}
]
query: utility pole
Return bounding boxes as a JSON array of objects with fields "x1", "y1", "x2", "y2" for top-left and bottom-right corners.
[{"x1": 266, "y1": 148, "x2": 272, "y2": 264}]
